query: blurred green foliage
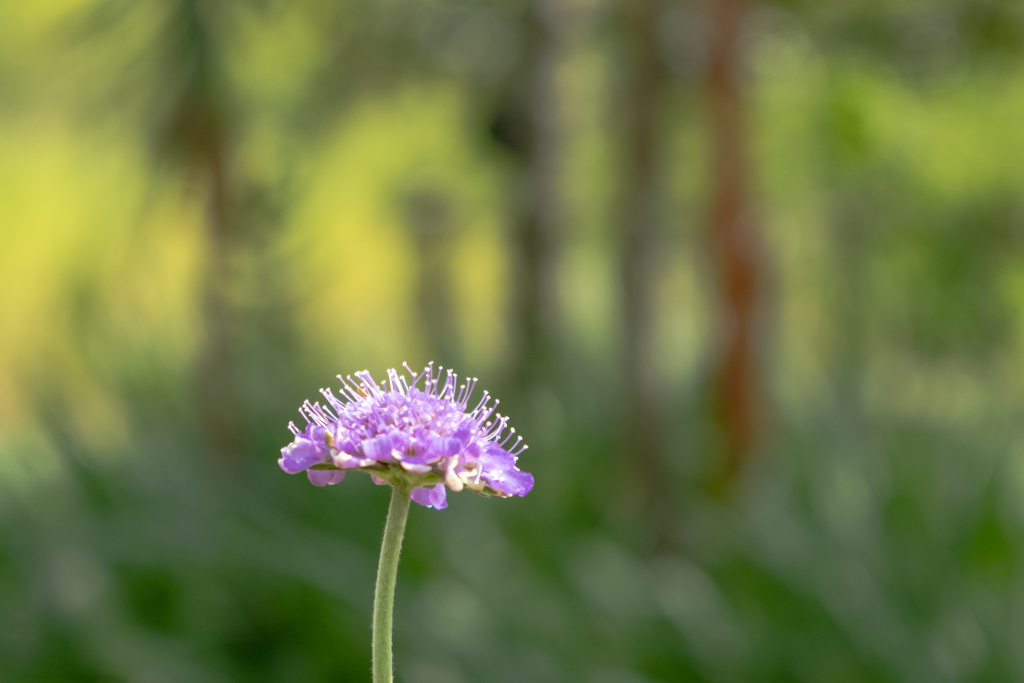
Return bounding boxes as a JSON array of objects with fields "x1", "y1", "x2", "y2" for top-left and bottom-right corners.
[{"x1": 2, "y1": 0, "x2": 1024, "y2": 681}]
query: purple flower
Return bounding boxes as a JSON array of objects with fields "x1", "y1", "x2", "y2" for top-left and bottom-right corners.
[{"x1": 277, "y1": 364, "x2": 533, "y2": 509}]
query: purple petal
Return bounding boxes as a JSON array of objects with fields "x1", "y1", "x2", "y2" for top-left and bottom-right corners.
[
  {"x1": 363, "y1": 434, "x2": 395, "y2": 462},
  {"x1": 483, "y1": 468, "x2": 534, "y2": 496},
  {"x1": 388, "y1": 431, "x2": 414, "y2": 453},
  {"x1": 305, "y1": 424, "x2": 327, "y2": 442},
  {"x1": 411, "y1": 487, "x2": 432, "y2": 506},
  {"x1": 429, "y1": 436, "x2": 462, "y2": 457},
  {"x1": 479, "y1": 445, "x2": 534, "y2": 496},
  {"x1": 478, "y1": 444, "x2": 515, "y2": 471},
  {"x1": 334, "y1": 437, "x2": 358, "y2": 454},
  {"x1": 452, "y1": 424, "x2": 473, "y2": 444},
  {"x1": 307, "y1": 469, "x2": 345, "y2": 486},
  {"x1": 412, "y1": 484, "x2": 448, "y2": 509},
  {"x1": 428, "y1": 484, "x2": 448, "y2": 509},
  {"x1": 279, "y1": 438, "x2": 328, "y2": 474}
]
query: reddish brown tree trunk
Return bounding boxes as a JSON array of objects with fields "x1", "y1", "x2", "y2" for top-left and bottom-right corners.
[{"x1": 707, "y1": 0, "x2": 760, "y2": 478}]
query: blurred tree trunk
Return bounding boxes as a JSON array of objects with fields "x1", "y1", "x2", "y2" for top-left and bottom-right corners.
[
  {"x1": 619, "y1": 0, "x2": 672, "y2": 539},
  {"x1": 492, "y1": 0, "x2": 567, "y2": 389},
  {"x1": 77, "y1": 0, "x2": 246, "y2": 465},
  {"x1": 707, "y1": 0, "x2": 760, "y2": 479},
  {"x1": 405, "y1": 188, "x2": 458, "y2": 367},
  {"x1": 192, "y1": 106, "x2": 244, "y2": 464},
  {"x1": 159, "y1": 0, "x2": 244, "y2": 465},
  {"x1": 833, "y1": 196, "x2": 866, "y2": 409}
]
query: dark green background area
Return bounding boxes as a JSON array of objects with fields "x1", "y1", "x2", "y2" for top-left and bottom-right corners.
[{"x1": 2, "y1": 0, "x2": 1024, "y2": 681}]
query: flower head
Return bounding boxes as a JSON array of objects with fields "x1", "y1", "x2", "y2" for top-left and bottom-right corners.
[{"x1": 278, "y1": 363, "x2": 533, "y2": 509}]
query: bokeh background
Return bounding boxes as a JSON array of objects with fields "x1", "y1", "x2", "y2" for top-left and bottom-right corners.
[{"x1": 2, "y1": 0, "x2": 1024, "y2": 681}]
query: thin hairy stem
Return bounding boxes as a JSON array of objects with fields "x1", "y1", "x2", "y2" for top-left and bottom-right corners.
[{"x1": 372, "y1": 484, "x2": 411, "y2": 683}]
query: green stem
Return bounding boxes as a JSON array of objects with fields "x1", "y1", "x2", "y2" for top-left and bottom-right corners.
[{"x1": 373, "y1": 483, "x2": 411, "y2": 683}]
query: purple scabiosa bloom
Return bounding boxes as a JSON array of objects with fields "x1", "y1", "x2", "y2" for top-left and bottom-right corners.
[{"x1": 278, "y1": 363, "x2": 533, "y2": 509}]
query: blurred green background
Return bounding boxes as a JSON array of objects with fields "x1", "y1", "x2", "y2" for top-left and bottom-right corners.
[{"x1": 2, "y1": 0, "x2": 1024, "y2": 681}]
